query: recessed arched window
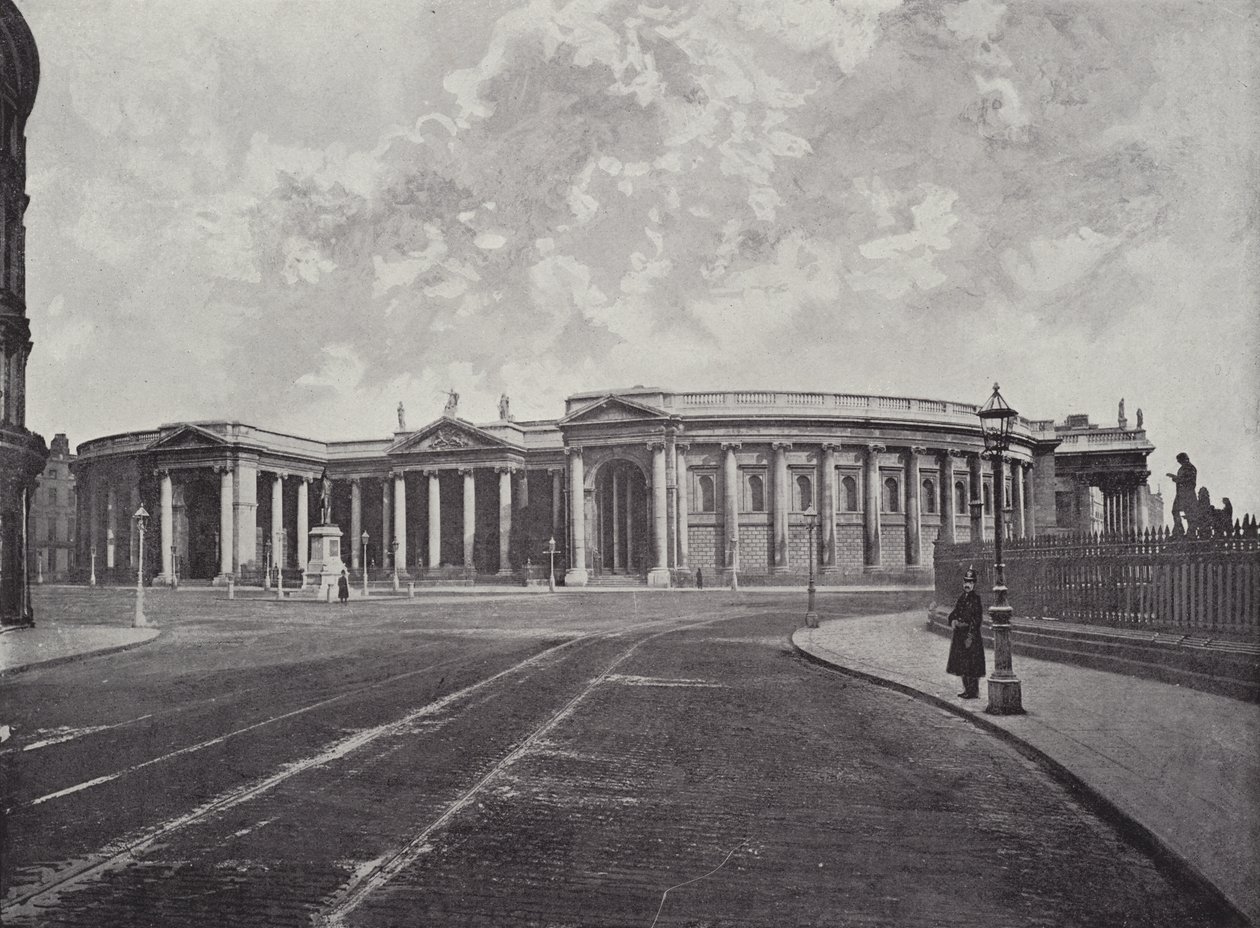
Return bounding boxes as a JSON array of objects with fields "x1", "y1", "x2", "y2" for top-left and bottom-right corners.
[
  {"x1": 954, "y1": 480, "x2": 967, "y2": 515},
  {"x1": 922, "y1": 478, "x2": 937, "y2": 514},
  {"x1": 983, "y1": 483, "x2": 992, "y2": 514},
  {"x1": 883, "y1": 477, "x2": 900, "y2": 513},
  {"x1": 747, "y1": 475, "x2": 765, "y2": 512},
  {"x1": 698, "y1": 475, "x2": 715, "y2": 513},
  {"x1": 842, "y1": 475, "x2": 858, "y2": 512},
  {"x1": 795, "y1": 475, "x2": 813, "y2": 511}
]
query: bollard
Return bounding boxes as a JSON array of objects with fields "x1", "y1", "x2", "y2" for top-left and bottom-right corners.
[
  {"x1": 408, "y1": 581, "x2": 415, "y2": 598},
  {"x1": 227, "y1": 577, "x2": 235, "y2": 600}
]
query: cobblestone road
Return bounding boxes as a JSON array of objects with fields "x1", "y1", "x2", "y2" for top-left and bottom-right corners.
[{"x1": 0, "y1": 589, "x2": 1236, "y2": 926}]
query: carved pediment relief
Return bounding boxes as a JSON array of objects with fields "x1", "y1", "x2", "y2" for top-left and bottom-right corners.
[{"x1": 391, "y1": 419, "x2": 516, "y2": 455}]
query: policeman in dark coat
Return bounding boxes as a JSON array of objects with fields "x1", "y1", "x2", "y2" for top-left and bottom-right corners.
[
  {"x1": 945, "y1": 566, "x2": 986, "y2": 699},
  {"x1": 337, "y1": 569, "x2": 350, "y2": 605}
]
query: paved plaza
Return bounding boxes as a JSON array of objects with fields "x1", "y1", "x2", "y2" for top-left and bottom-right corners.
[{"x1": 0, "y1": 588, "x2": 1245, "y2": 926}]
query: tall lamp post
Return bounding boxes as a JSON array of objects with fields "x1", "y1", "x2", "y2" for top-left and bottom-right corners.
[
  {"x1": 89, "y1": 545, "x2": 97, "y2": 586},
  {"x1": 805, "y1": 512, "x2": 819, "y2": 628},
  {"x1": 977, "y1": 382, "x2": 1024, "y2": 715},
  {"x1": 546, "y1": 535, "x2": 557, "y2": 592},
  {"x1": 133, "y1": 507, "x2": 149, "y2": 627},
  {"x1": 361, "y1": 531, "x2": 369, "y2": 598},
  {"x1": 263, "y1": 539, "x2": 272, "y2": 590},
  {"x1": 275, "y1": 530, "x2": 284, "y2": 600}
]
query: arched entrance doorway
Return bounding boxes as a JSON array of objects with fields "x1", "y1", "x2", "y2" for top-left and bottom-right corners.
[
  {"x1": 175, "y1": 472, "x2": 220, "y2": 580},
  {"x1": 593, "y1": 460, "x2": 649, "y2": 575}
]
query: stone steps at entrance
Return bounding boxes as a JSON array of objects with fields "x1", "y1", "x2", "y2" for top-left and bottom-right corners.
[{"x1": 586, "y1": 574, "x2": 646, "y2": 587}]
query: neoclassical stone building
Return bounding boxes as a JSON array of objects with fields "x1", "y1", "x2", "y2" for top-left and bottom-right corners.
[
  {"x1": 68, "y1": 386, "x2": 1138, "y2": 588},
  {"x1": 0, "y1": 0, "x2": 40, "y2": 624}
]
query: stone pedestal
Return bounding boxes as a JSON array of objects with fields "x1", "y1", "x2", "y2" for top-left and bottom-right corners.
[
  {"x1": 647, "y1": 567, "x2": 672, "y2": 588},
  {"x1": 564, "y1": 567, "x2": 589, "y2": 587},
  {"x1": 304, "y1": 524, "x2": 346, "y2": 600}
]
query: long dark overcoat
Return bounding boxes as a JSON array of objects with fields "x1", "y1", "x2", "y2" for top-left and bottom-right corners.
[
  {"x1": 337, "y1": 574, "x2": 350, "y2": 602},
  {"x1": 945, "y1": 590, "x2": 986, "y2": 678}
]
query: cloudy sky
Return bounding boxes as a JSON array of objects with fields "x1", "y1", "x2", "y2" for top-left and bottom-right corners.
[{"x1": 16, "y1": 0, "x2": 1260, "y2": 516}]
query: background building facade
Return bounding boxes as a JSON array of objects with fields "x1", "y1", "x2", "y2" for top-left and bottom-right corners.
[
  {"x1": 0, "y1": 0, "x2": 40, "y2": 624},
  {"x1": 31, "y1": 432, "x2": 76, "y2": 581},
  {"x1": 71, "y1": 386, "x2": 1154, "y2": 588}
]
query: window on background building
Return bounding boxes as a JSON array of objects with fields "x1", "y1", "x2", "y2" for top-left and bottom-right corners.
[
  {"x1": 955, "y1": 480, "x2": 967, "y2": 515},
  {"x1": 842, "y1": 475, "x2": 859, "y2": 511},
  {"x1": 922, "y1": 478, "x2": 937, "y2": 514},
  {"x1": 698, "y1": 474, "x2": 715, "y2": 512},
  {"x1": 747, "y1": 474, "x2": 765, "y2": 512},
  {"x1": 795, "y1": 474, "x2": 813, "y2": 511},
  {"x1": 983, "y1": 483, "x2": 992, "y2": 514},
  {"x1": 884, "y1": 477, "x2": 900, "y2": 513}
]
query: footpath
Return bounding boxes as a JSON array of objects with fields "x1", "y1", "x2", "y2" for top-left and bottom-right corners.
[
  {"x1": 1, "y1": 624, "x2": 160, "y2": 676},
  {"x1": 794, "y1": 611, "x2": 1260, "y2": 926}
]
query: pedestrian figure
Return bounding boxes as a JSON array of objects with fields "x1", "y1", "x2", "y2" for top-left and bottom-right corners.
[
  {"x1": 696, "y1": 567, "x2": 703, "y2": 589},
  {"x1": 945, "y1": 565, "x2": 985, "y2": 699},
  {"x1": 338, "y1": 568, "x2": 350, "y2": 605}
]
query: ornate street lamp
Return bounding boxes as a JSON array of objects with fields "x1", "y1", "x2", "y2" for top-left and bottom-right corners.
[
  {"x1": 170, "y1": 544, "x2": 179, "y2": 590},
  {"x1": 546, "y1": 535, "x2": 557, "y2": 593},
  {"x1": 263, "y1": 538, "x2": 272, "y2": 590},
  {"x1": 389, "y1": 540, "x2": 400, "y2": 592},
  {"x1": 89, "y1": 544, "x2": 97, "y2": 587},
  {"x1": 977, "y1": 382, "x2": 1024, "y2": 715},
  {"x1": 133, "y1": 507, "x2": 149, "y2": 628},
  {"x1": 361, "y1": 531, "x2": 370, "y2": 598},
  {"x1": 805, "y1": 512, "x2": 819, "y2": 628}
]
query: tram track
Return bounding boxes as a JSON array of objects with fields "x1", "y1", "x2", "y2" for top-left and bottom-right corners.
[{"x1": 1, "y1": 610, "x2": 724, "y2": 921}]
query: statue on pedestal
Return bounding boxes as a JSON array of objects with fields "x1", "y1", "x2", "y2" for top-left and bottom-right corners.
[
  {"x1": 397, "y1": 401, "x2": 406, "y2": 431},
  {"x1": 443, "y1": 388, "x2": 459, "y2": 416},
  {"x1": 319, "y1": 470, "x2": 332, "y2": 525},
  {"x1": 499, "y1": 393, "x2": 512, "y2": 421},
  {"x1": 1166, "y1": 452, "x2": 1197, "y2": 536},
  {"x1": 1118, "y1": 397, "x2": 1127, "y2": 429},
  {"x1": 1136, "y1": 408, "x2": 1143, "y2": 429}
]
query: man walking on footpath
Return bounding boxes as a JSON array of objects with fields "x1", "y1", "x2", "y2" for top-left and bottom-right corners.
[{"x1": 946, "y1": 566, "x2": 986, "y2": 699}]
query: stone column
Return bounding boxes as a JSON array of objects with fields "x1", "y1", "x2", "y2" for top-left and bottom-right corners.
[
  {"x1": 1011, "y1": 460, "x2": 1026, "y2": 538},
  {"x1": 86, "y1": 474, "x2": 100, "y2": 572},
  {"x1": 772, "y1": 442, "x2": 791, "y2": 571},
  {"x1": 1136, "y1": 482, "x2": 1150, "y2": 532},
  {"x1": 218, "y1": 466, "x2": 234, "y2": 579},
  {"x1": 106, "y1": 486, "x2": 117, "y2": 569},
  {"x1": 676, "y1": 444, "x2": 689, "y2": 569},
  {"x1": 498, "y1": 467, "x2": 513, "y2": 575},
  {"x1": 271, "y1": 474, "x2": 285, "y2": 569},
  {"x1": 905, "y1": 447, "x2": 924, "y2": 567},
  {"x1": 350, "y1": 478, "x2": 362, "y2": 568},
  {"x1": 1023, "y1": 463, "x2": 1035, "y2": 538},
  {"x1": 820, "y1": 444, "x2": 837, "y2": 570},
  {"x1": 296, "y1": 477, "x2": 310, "y2": 569},
  {"x1": 393, "y1": 471, "x2": 407, "y2": 570},
  {"x1": 159, "y1": 470, "x2": 174, "y2": 583},
  {"x1": 624, "y1": 470, "x2": 634, "y2": 569},
  {"x1": 380, "y1": 478, "x2": 391, "y2": 568},
  {"x1": 863, "y1": 444, "x2": 885, "y2": 568},
  {"x1": 461, "y1": 468, "x2": 475, "y2": 568},
  {"x1": 612, "y1": 467, "x2": 622, "y2": 570},
  {"x1": 426, "y1": 470, "x2": 441, "y2": 568},
  {"x1": 969, "y1": 453, "x2": 986, "y2": 543},
  {"x1": 722, "y1": 443, "x2": 740, "y2": 570},
  {"x1": 551, "y1": 469, "x2": 562, "y2": 540},
  {"x1": 233, "y1": 460, "x2": 257, "y2": 570},
  {"x1": 938, "y1": 450, "x2": 958, "y2": 545},
  {"x1": 565, "y1": 449, "x2": 588, "y2": 585},
  {"x1": 648, "y1": 442, "x2": 670, "y2": 586}
]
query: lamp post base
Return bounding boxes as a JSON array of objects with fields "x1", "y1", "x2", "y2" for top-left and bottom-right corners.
[
  {"x1": 985, "y1": 677, "x2": 1024, "y2": 715},
  {"x1": 805, "y1": 611, "x2": 819, "y2": 628}
]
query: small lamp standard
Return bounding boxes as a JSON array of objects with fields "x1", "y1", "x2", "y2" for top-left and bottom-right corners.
[
  {"x1": 805, "y1": 512, "x2": 819, "y2": 628},
  {"x1": 274, "y1": 530, "x2": 285, "y2": 600},
  {"x1": 389, "y1": 540, "x2": 400, "y2": 592},
  {"x1": 89, "y1": 545, "x2": 97, "y2": 586},
  {"x1": 546, "y1": 535, "x2": 557, "y2": 592},
  {"x1": 133, "y1": 507, "x2": 149, "y2": 628},
  {"x1": 263, "y1": 538, "x2": 272, "y2": 590},
  {"x1": 977, "y1": 382, "x2": 1024, "y2": 715},
  {"x1": 361, "y1": 531, "x2": 370, "y2": 598}
]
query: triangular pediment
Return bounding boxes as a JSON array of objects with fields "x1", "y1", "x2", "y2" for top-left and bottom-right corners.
[
  {"x1": 148, "y1": 424, "x2": 230, "y2": 450},
  {"x1": 389, "y1": 417, "x2": 516, "y2": 454},
  {"x1": 560, "y1": 395, "x2": 670, "y2": 425}
]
